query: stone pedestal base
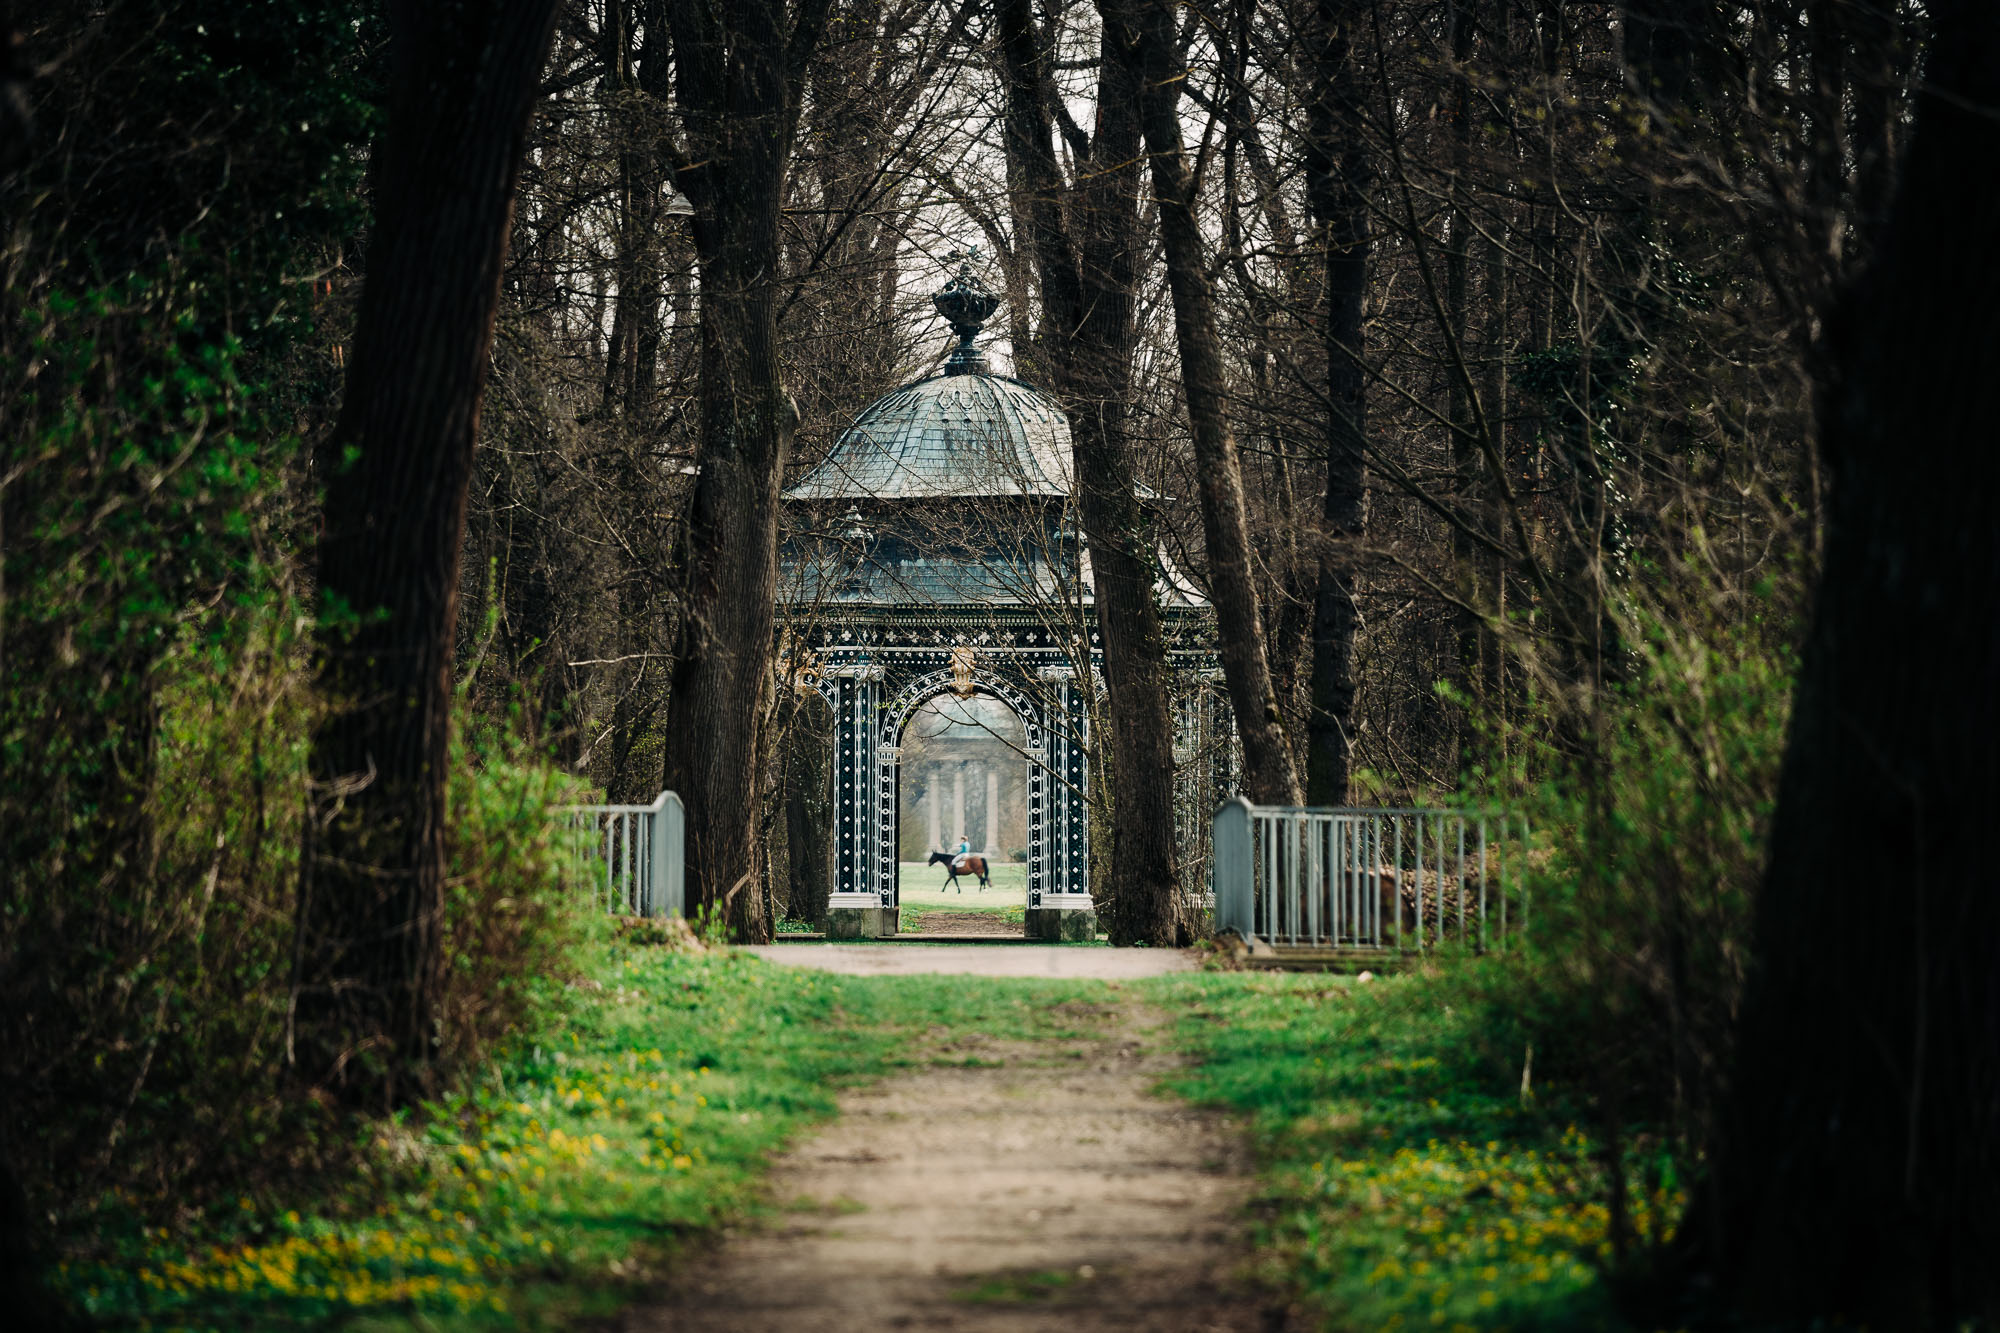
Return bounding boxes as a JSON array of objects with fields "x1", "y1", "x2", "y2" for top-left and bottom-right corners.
[
  {"x1": 1024, "y1": 907, "x2": 1098, "y2": 942},
  {"x1": 825, "y1": 906, "x2": 896, "y2": 940}
]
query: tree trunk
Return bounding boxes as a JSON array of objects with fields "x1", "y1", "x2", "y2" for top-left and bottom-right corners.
[
  {"x1": 1300, "y1": 0, "x2": 1372, "y2": 806},
  {"x1": 296, "y1": 0, "x2": 560, "y2": 1107},
  {"x1": 1115, "y1": 0, "x2": 1302, "y2": 807},
  {"x1": 1219, "y1": 3, "x2": 1316, "y2": 772},
  {"x1": 999, "y1": 0, "x2": 1185, "y2": 945},
  {"x1": 781, "y1": 692, "x2": 831, "y2": 924},
  {"x1": 1442, "y1": 0, "x2": 1486, "y2": 777},
  {"x1": 601, "y1": 0, "x2": 667, "y2": 420},
  {"x1": 1686, "y1": 4, "x2": 2000, "y2": 1322},
  {"x1": 662, "y1": 0, "x2": 830, "y2": 942}
]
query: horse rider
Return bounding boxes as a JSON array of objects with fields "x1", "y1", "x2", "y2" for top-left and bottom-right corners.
[{"x1": 954, "y1": 836, "x2": 971, "y2": 873}]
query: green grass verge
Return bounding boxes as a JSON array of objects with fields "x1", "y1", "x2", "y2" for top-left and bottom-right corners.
[
  {"x1": 1139, "y1": 969, "x2": 1682, "y2": 1332},
  {"x1": 62, "y1": 942, "x2": 1104, "y2": 1331}
]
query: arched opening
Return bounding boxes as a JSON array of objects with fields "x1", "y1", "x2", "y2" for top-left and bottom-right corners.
[{"x1": 895, "y1": 691, "x2": 1029, "y2": 936}]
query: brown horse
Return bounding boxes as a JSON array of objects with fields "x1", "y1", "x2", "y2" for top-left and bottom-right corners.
[{"x1": 927, "y1": 849, "x2": 990, "y2": 892}]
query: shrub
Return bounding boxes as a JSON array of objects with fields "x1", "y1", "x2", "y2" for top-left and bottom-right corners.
[
  {"x1": 2, "y1": 598, "x2": 599, "y2": 1309},
  {"x1": 2, "y1": 606, "x2": 327, "y2": 1251},
  {"x1": 1457, "y1": 582, "x2": 1798, "y2": 1189},
  {"x1": 438, "y1": 724, "x2": 596, "y2": 1064}
]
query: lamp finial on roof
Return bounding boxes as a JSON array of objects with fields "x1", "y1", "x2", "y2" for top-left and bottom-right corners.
[{"x1": 933, "y1": 248, "x2": 1000, "y2": 375}]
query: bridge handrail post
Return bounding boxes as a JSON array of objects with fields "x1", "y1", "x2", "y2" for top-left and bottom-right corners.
[
  {"x1": 1212, "y1": 796, "x2": 1254, "y2": 939},
  {"x1": 657, "y1": 791, "x2": 685, "y2": 919},
  {"x1": 639, "y1": 792, "x2": 663, "y2": 917}
]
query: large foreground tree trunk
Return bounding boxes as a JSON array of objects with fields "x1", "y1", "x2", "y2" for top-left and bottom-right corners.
[
  {"x1": 1115, "y1": 0, "x2": 1302, "y2": 807},
  {"x1": 999, "y1": 0, "x2": 1184, "y2": 945},
  {"x1": 296, "y1": 0, "x2": 560, "y2": 1107},
  {"x1": 663, "y1": 0, "x2": 829, "y2": 942},
  {"x1": 1301, "y1": 0, "x2": 1372, "y2": 806},
  {"x1": 1686, "y1": 4, "x2": 2000, "y2": 1323}
]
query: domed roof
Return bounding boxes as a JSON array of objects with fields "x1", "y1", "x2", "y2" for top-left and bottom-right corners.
[
  {"x1": 785, "y1": 251, "x2": 1076, "y2": 503},
  {"x1": 783, "y1": 369, "x2": 1073, "y2": 502},
  {"x1": 776, "y1": 255, "x2": 1202, "y2": 613}
]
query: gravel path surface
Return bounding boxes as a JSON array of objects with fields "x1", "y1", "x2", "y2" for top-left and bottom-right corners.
[
  {"x1": 907, "y1": 911, "x2": 1021, "y2": 937},
  {"x1": 742, "y1": 944, "x2": 1198, "y2": 979},
  {"x1": 626, "y1": 990, "x2": 1278, "y2": 1332}
]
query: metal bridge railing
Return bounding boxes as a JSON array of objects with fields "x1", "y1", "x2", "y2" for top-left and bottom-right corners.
[
  {"x1": 1213, "y1": 799, "x2": 1528, "y2": 951},
  {"x1": 563, "y1": 790, "x2": 685, "y2": 918}
]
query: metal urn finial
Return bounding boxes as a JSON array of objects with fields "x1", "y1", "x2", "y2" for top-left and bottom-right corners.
[{"x1": 933, "y1": 247, "x2": 1000, "y2": 375}]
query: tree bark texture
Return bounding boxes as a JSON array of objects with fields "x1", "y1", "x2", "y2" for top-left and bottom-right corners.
[
  {"x1": 780, "y1": 691, "x2": 831, "y2": 924},
  {"x1": 663, "y1": 0, "x2": 829, "y2": 942},
  {"x1": 1217, "y1": 3, "x2": 1315, "y2": 775},
  {"x1": 1000, "y1": 0, "x2": 1185, "y2": 945},
  {"x1": 601, "y1": 1, "x2": 671, "y2": 420},
  {"x1": 1689, "y1": 4, "x2": 2000, "y2": 1322},
  {"x1": 1301, "y1": 0, "x2": 1372, "y2": 806},
  {"x1": 1115, "y1": 0, "x2": 1303, "y2": 807},
  {"x1": 297, "y1": 0, "x2": 560, "y2": 1107}
]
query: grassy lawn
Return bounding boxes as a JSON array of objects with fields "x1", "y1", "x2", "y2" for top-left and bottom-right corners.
[
  {"x1": 897, "y1": 859, "x2": 1027, "y2": 913},
  {"x1": 60, "y1": 933, "x2": 1105, "y2": 1331},
  {"x1": 1141, "y1": 968, "x2": 1681, "y2": 1331}
]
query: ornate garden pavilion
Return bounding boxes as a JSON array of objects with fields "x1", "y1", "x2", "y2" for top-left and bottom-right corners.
[{"x1": 777, "y1": 258, "x2": 1231, "y2": 939}]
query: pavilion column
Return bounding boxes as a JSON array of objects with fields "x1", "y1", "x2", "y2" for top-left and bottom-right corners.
[
  {"x1": 1037, "y1": 664, "x2": 1087, "y2": 898},
  {"x1": 926, "y1": 767, "x2": 941, "y2": 852},
  {"x1": 960, "y1": 756, "x2": 976, "y2": 840},
  {"x1": 876, "y1": 745, "x2": 900, "y2": 904},
  {"x1": 1026, "y1": 720, "x2": 1047, "y2": 902},
  {"x1": 826, "y1": 660, "x2": 885, "y2": 900},
  {"x1": 986, "y1": 766, "x2": 1000, "y2": 854},
  {"x1": 1022, "y1": 662, "x2": 1096, "y2": 942}
]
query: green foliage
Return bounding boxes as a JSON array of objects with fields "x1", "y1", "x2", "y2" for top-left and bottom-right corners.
[
  {"x1": 21, "y1": 2, "x2": 381, "y2": 289},
  {"x1": 1470, "y1": 589, "x2": 1795, "y2": 1140},
  {"x1": 3, "y1": 597, "x2": 608, "y2": 1260},
  {"x1": 1145, "y1": 971, "x2": 1682, "y2": 1330},
  {"x1": 0, "y1": 608, "x2": 319, "y2": 1233},
  {"x1": 689, "y1": 902, "x2": 738, "y2": 947},
  {"x1": 1396, "y1": 567, "x2": 1805, "y2": 1318},
  {"x1": 437, "y1": 726, "x2": 596, "y2": 1067},
  {"x1": 54, "y1": 949, "x2": 1104, "y2": 1330},
  {"x1": 1, "y1": 0, "x2": 382, "y2": 865},
  {"x1": 1, "y1": 0, "x2": 380, "y2": 703},
  {"x1": 0, "y1": 0, "x2": 382, "y2": 1282}
]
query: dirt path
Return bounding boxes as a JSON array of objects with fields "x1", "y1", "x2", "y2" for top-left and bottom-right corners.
[
  {"x1": 626, "y1": 988, "x2": 1277, "y2": 1331},
  {"x1": 908, "y1": 910, "x2": 1020, "y2": 937}
]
